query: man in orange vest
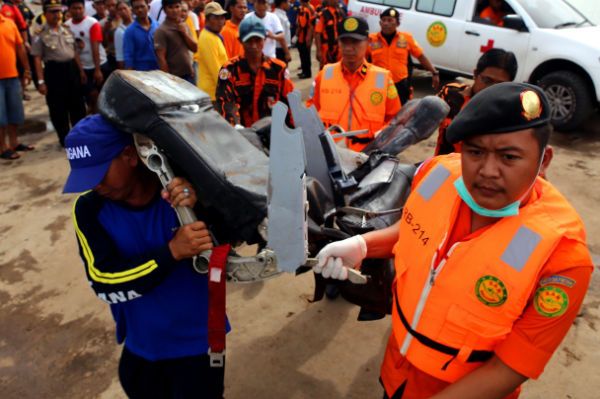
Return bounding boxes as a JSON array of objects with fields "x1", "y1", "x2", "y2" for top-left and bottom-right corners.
[
  {"x1": 308, "y1": 16, "x2": 401, "y2": 152},
  {"x1": 314, "y1": 0, "x2": 344, "y2": 69},
  {"x1": 435, "y1": 48, "x2": 517, "y2": 155},
  {"x1": 368, "y1": 7, "x2": 439, "y2": 106},
  {"x1": 295, "y1": 0, "x2": 315, "y2": 79},
  {"x1": 215, "y1": 15, "x2": 294, "y2": 127},
  {"x1": 315, "y1": 82, "x2": 593, "y2": 398}
]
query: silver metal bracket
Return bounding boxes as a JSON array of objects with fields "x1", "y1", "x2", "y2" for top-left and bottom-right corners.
[{"x1": 208, "y1": 348, "x2": 225, "y2": 368}]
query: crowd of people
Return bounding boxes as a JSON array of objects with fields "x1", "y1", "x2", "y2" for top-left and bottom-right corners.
[
  {"x1": 2, "y1": 0, "x2": 444, "y2": 160},
  {"x1": 1, "y1": 0, "x2": 595, "y2": 398}
]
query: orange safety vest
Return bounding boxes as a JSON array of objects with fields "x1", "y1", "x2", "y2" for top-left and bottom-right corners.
[
  {"x1": 318, "y1": 62, "x2": 388, "y2": 151},
  {"x1": 389, "y1": 154, "x2": 591, "y2": 383}
]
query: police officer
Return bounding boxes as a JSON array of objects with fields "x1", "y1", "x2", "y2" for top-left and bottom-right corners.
[
  {"x1": 308, "y1": 16, "x2": 401, "y2": 152},
  {"x1": 31, "y1": 0, "x2": 86, "y2": 147},
  {"x1": 368, "y1": 7, "x2": 439, "y2": 106},
  {"x1": 315, "y1": 82, "x2": 593, "y2": 398},
  {"x1": 215, "y1": 15, "x2": 294, "y2": 127}
]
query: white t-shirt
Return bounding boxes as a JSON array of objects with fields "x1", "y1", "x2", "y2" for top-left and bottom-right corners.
[
  {"x1": 85, "y1": 0, "x2": 95, "y2": 18},
  {"x1": 273, "y1": 8, "x2": 290, "y2": 48},
  {"x1": 244, "y1": 11, "x2": 283, "y2": 58},
  {"x1": 188, "y1": 11, "x2": 200, "y2": 31},
  {"x1": 65, "y1": 16, "x2": 107, "y2": 70},
  {"x1": 149, "y1": 0, "x2": 166, "y2": 24}
]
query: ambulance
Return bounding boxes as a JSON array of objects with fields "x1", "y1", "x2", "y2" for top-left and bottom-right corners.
[{"x1": 347, "y1": 0, "x2": 600, "y2": 130}]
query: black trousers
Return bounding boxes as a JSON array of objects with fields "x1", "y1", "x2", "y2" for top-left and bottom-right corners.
[
  {"x1": 275, "y1": 47, "x2": 287, "y2": 64},
  {"x1": 119, "y1": 346, "x2": 226, "y2": 399},
  {"x1": 297, "y1": 42, "x2": 312, "y2": 77},
  {"x1": 44, "y1": 60, "x2": 86, "y2": 146},
  {"x1": 395, "y1": 79, "x2": 411, "y2": 106}
]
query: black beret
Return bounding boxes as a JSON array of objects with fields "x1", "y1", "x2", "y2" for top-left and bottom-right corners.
[
  {"x1": 380, "y1": 7, "x2": 400, "y2": 21},
  {"x1": 338, "y1": 16, "x2": 369, "y2": 41},
  {"x1": 446, "y1": 82, "x2": 551, "y2": 144}
]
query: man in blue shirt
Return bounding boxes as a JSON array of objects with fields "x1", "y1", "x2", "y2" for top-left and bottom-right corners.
[
  {"x1": 64, "y1": 114, "x2": 228, "y2": 398},
  {"x1": 123, "y1": 0, "x2": 159, "y2": 70}
]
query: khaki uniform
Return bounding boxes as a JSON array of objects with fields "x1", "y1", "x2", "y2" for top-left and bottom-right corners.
[{"x1": 31, "y1": 24, "x2": 86, "y2": 146}]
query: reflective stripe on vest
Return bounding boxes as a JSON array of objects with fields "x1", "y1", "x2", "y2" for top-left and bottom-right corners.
[
  {"x1": 417, "y1": 165, "x2": 450, "y2": 201},
  {"x1": 375, "y1": 71, "x2": 385, "y2": 89},
  {"x1": 501, "y1": 226, "x2": 542, "y2": 272},
  {"x1": 390, "y1": 154, "x2": 589, "y2": 383}
]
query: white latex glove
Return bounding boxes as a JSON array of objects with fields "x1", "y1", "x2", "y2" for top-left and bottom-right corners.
[{"x1": 315, "y1": 235, "x2": 367, "y2": 280}]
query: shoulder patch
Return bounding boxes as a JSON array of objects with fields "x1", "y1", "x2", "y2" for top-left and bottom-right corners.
[
  {"x1": 534, "y1": 286, "x2": 569, "y2": 317},
  {"x1": 387, "y1": 83, "x2": 398, "y2": 100},
  {"x1": 539, "y1": 275, "x2": 576, "y2": 288},
  {"x1": 219, "y1": 68, "x2": 230, "y2": 80}
]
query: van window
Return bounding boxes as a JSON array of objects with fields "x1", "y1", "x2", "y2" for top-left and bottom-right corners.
[
  {"x1": 416, "y1": 0, "x2": 457, "y2": 16},
  {"x1": 357, "y1": 0, "x2": 411, "y2": 9}
]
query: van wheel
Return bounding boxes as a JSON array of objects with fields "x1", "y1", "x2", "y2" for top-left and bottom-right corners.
[{"x1": 537, "y1": 71, "x2": 593, "y2": 131}]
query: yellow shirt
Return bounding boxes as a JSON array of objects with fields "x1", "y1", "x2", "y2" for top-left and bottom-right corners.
[{"x1": 197, "y1": 28, "x2": 228, "y2": 100}]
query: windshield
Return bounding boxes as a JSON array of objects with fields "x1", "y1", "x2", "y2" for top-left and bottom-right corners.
[{"x1": 514, "y1": 0, "x2": 592, "y2": 29}]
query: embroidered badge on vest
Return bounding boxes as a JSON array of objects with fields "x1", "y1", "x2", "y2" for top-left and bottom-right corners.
[
  {"x1": 387, "y1": 84, "x2": 398, "y2": 99},
  {"x1": 475, "y1": 275, "x2": 507, "y2": 307},
  {"x1": 218, "y1": 68, "x2": 230, "y2": 80},
  {"x1": 370, "y1": 41, "x2": 382, "y2": 50},
  {"x1": 396, "y1": 34, "x2": 408, "y2": 48},
  {"x1": 370, "y1": 91, "x2": 383, "y2": 106},
  {"x1": 534, "y1": 286, "x2": 569, "y2": 317},
  {"x1": 520, "y1": 90, "x2": 542, "y2": 121},
  {"x1": 539, "y1": 275, "x2": 576, "y2": 288}
]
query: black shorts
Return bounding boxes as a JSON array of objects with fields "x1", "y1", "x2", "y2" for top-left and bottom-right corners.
[
  {"x1": 118, "y1": 346, "x2": 225, "y2": 399},
  {"x1": 82, "y1": 62, "x2": 112, "y2": 97}
]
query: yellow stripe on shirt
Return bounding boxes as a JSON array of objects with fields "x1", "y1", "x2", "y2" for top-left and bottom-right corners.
[{"x1": 72, "y1": 193, "x2": 159, "y2": 284}]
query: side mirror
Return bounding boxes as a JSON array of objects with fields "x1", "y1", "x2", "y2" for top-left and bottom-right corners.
[{"x1": 503, "y1": 14, "x2": 529, "y2": 32}]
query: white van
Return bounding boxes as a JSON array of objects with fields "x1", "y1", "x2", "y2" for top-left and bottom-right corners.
[{"x1": 347, "y1": 0, "x2": 600, "y2": 130}]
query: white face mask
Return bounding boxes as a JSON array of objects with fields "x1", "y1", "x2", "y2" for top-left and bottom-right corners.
[{"x1": 454, "y1": 149, "x2": 546, "y2": 218}]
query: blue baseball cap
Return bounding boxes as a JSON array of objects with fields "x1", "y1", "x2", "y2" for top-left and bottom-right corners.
[
  {"x1": 239, "y1": 15, "x2": 267, "y2": 43},
  {"x1": 63, "y1": 114, "x2": 133, "y2": 193}
]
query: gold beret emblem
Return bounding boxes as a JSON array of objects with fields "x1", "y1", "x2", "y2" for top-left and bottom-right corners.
[
  {"x1": 520, "y1": 90, "x2": 542, "y2": 121},
  {"x1": 344, "y1": 18, "x2": 359, "y2": 32},
  {"x1": 390, "y1": 10, "x2": 396, "y2": 17}
]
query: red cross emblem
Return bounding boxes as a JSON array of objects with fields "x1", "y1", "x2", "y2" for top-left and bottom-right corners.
[{"x1": 480, "y1": 39, "x2": 495, "y2": 53}]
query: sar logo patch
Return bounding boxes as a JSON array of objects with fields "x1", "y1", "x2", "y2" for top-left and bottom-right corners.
[
  {"x1": 475, "y1": 275, "x2": 507, "y2": 307},
  {"x1": 534, "y1": 286, "x2": 569, "y2": 317},
  {"x1": 387, "y1": 84, "x2": 398, "y2": 99},
  {"x1": 370, "y1": 91, "x2": 383, "y2": 105},
  {"x1": 344, "y1": 17, "x2": 359, "y2": 32},
  {"x1": 218, "y1": 68, "x2": 230, "y2": 80},
  {"x1": 370, "y1": 41, "x2": 382, "y2": 50},
  {"x1": 520, "y1": 90, "x2": 542, "y2": 121}
]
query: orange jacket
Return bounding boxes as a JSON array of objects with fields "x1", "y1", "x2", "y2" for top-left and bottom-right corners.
[
  {"x1": 222, "y1": 20, "x2": 244, "y2": 59},
  {"x1": 388, "y1": 155, "x2": 592, "y2": 383},
  {"x1": 315, "y1": 62, "x2": 396, "y2": 151},
  {"x1": 215, "y1": 55, "x2": 294, "y2": 127},
  {"x1": 367, "y1": 31, "x2": 423, "y2": 83},
  {"x1": 315, "y1": 5, "x2": 344, "y2": 66}
]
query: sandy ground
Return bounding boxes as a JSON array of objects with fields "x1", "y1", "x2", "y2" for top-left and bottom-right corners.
[{"x1": 1, "y1": 52, "x2": 599, "y2": 398}]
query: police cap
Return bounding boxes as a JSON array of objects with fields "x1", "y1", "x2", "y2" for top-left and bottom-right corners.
[
  {"x1": 338, "y1": 16, "x2": 369, "y2": 41},
  {"x1": 446, "y1": 82, "x2": 551, "y2": 144},
  {"x1": 380, "y1": 7, "x2": 400, "y2": 22},
  {"x1": 43, "y1": 0, "x2": 63, "y2": 11}
]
